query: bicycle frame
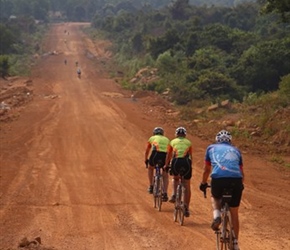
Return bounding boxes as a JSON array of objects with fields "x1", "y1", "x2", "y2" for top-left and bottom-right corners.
[
  {"x1": 204, "y1": 186, "x2": 236, "y2": 250},
  {"x1": 216, "y1": 191, "x2": 236, "y2": 250},
  {"x1": 152, "y1": 162, "x2": 164, "y2": 211}
]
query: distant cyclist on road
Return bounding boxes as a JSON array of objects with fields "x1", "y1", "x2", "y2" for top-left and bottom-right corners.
[
  {"x1": 199, "y1": 130, "x2": 244, "y2": 250},
  {"x1": 77, "y1": 68, "x2": 81, "y2": 78},
  {"x1": 144, "y1": 127, "x2": 170, "y2": 202},
  {"x1": 165, "y1": 127, "x2": 193, "y2": 217}
]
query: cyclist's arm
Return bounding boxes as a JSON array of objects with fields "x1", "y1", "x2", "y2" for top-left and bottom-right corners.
[
  {"x1": 144, "y1": 142, "x2": 151, "y2": 162},
  {"x1": 188, "y1": 145, "x2": 193, "y2": 159},
  {"x1": 240, "y1": 164, "x2": 245, "y2": 183},
  {"x1": 201, "y1": 161, "x2": 211, "y2": 184},
  {"x1": 165, "y1": 145, "x2": 173, "y2": 166}
]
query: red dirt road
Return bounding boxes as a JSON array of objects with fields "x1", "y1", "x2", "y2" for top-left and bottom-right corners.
[{"x1": 0, "y1": 23, "x2": 289, "y2": 250}]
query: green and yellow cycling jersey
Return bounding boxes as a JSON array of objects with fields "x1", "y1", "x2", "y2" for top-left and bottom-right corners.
[
  {"x1": 148, "y1": 135, "x2": 170, "y2": 152},
  {"x1": 170, "y1": 137, "x2": 192, "y2": 159}
]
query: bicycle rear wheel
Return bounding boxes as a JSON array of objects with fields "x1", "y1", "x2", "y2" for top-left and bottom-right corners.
[
  {"x1": 178, "y1": 205, "x2": 184, "y2": 226},
  {"x1": 173, "y1": 186, "x2": 181, "y2": 222},
  {"x1": 153, "y1": 176, "x2": 163, "y2": 210},
  {"x1": 215, "y1": 230, "x2": 221, "y2": 250},
  {"x1": 153, "y1": 176, "x2": 159, "y2": 208},
  {"x1": 157, "y1": 177, "x2": 163, "y2": 211},
  {"x1": 220, "y1": 213, "x2": 234, "y2": 250}
]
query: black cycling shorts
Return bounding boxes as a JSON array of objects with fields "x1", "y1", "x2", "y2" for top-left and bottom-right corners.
[
  {"x1": 211, "y1": 178, "x2": 243, "y2": 207},
  {"x1": 171, "y1": 158, "x2": 192, "y2": 180},
  {"x1": 149, "y1": 151, "x2": 166, "y2": 167}
]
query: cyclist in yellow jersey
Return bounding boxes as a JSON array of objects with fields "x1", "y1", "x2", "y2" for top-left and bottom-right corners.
[
  {"x1": 165, "y1": 127, "x2": 193, "y2": 217},
  {"x1": 145, "y1": 127, "x2": 170, "y2": 201}
]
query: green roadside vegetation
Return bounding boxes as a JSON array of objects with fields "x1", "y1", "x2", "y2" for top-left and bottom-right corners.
[
  {"x1": 87, "y1": 0, "x2": 290, "y2": 158},
  {"x1": 0, "y1": 16, "x2": 47, "y2": 77},
  {"x1": 1, "y1": 0, "x2": 289, "y2": 161}
]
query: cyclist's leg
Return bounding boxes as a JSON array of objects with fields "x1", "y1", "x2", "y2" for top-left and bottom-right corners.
[
  {"x1": 162, "y1": 171, "x2": 168, "y2": 192},
  {"x1": 157, "y1": 152, "x2": 168, "y2": 196},
  {"x1": 229, "y1": 178, "x2": 243, "y2": 240},
  {"x1": 169, "y1": 176, "x2": 179, "y2": 202},
  {"x1": 148, "y1": 152, "x2": 159, "y2": 192},
  {"x1": 162, "y1": 171, "x2": 169, "y2": 201},
  {"x1": 183, "y1": 158, "x2": 192, "y2": 208},
  {"x1": 183, "y1": 179, "x2": 191, "y2": 206},
  {"x1": 169, "y1": 158, "x2": 179, "y2": 202},
  {"x1": 147, "y1": 165, "x2": 154, "y2": 193},
  {"x1": 230, "y1": 206, "x2": 239, "y2": 240},
  {"x1": 211, "y1": 178, "x2": 224, "y2": 230}
]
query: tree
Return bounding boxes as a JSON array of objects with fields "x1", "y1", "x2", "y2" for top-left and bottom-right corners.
[
  {"x1": 148, "y1": 29, "x2": 180, "y2": 59},
  {"x1": 199, "y1": 24, "x2": 234, "y2": 53},
  {"x1": 233, "y1": 38, "x2": 290, "y2": 92},
  {"x1": 194, "y1": 70, "x2": 243, "y2": 100},
  {"x1": 169, "y1": 0, "x2": 191, "y2": 20},
  {"x1": 0, "y1": 56, "x2": 10, "y2": 79},
  {"x1": 260, "y1": 0, "x2": 290, "y2": 22},
  {"x1": 131, "y1": 32, "x2": 143, "y2": 53},
  {"x1": 0, "y1": 24, "x2": 17, "y2": 54}
]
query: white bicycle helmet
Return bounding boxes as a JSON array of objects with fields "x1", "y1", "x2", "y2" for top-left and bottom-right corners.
[
  {"x1": 175, "y1": 127, "x2": 187, "y2": 136},
  {"x1": 216, "y1": 130, "x2": 232, "y2": 143},
  {"x1": 153, "y1": 127, "x2": 164, "y2": 135}
]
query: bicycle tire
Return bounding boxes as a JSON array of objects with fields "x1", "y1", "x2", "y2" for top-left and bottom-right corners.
[
  {"x1": 178, "y1": 206, "x2": 184, "y2": 226},
  {"x1": 157, "y1": 176, "x2": 163, "y2": 211},
  {"x1": 179, "y1": 186, "x2": 185, "y2": 226},
  {"x1": 153, "y1": 176, "x2": 159, "y2": 208},
  {"x1": 219, "y1": 211, "x2": 234, "y2": 250},
  {"x1": 215, "y1": 230, "x2": 221, "y2": 250},
  {"x1": 226, "y1": 211, "x2": 234, "y2": 250},
  {"x1": 173, "y1": 185, "x2": 181, "y2": 222}
]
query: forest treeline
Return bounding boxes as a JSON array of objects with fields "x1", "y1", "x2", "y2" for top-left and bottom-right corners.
[
  {"x1": 0, "y1": 0, "x2": 289, "y2": 105},
  {"x1": 90, "y1": 0, "x2": 290, "y2": 105}
]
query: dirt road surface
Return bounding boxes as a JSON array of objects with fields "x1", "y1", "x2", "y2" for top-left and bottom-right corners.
[{"x1": 0, "y1": 23, "x2": 289, "y2": 250}]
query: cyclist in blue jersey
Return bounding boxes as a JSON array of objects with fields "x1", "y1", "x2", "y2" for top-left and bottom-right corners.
[
  {"x1": 145, "y1": 127, "x2": 170, "y2": 201},
  {"x1": 199, "y1": 130, "x2": 244, "y2": 250}
]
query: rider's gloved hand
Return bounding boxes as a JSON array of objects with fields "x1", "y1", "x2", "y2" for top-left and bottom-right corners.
[
  {"x1": 199, "y1": 183, "x2": 208, "y2": 192},
  {"x1": 145, "y1": 159, "x2": 149, "y2": 166},
  {"x1": 164, "y1": 165, "x2": 171, "y2": 173}
]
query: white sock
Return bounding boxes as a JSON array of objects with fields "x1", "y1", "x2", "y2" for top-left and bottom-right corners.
[{"x1": 213, "y1": 209, "x2": 221, "y2": 219}]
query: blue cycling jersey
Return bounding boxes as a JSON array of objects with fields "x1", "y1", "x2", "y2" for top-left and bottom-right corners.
[{"x1": 205, "y1": 142, "x2": 243, "y2": 178}]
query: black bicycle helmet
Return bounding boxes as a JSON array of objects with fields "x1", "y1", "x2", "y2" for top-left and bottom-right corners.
[
  {"x1": 175, "y1": 127, "x2": 187, "y2": 136},
  {"x1": 216, "y1": 130, "x2": 232, "y2": 143},
  {"x1": 153, "y1": 127, "x2": 164, "y2": 135}
]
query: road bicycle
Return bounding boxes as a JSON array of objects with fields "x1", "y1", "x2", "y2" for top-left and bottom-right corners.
[
  {"x1": 204, "y1": 186, "x2": 237, "y2": 250},
  {"x1": 173, "y1": 168, "x2": 187, "y2": 226},
  {"x1": 152, "y1": 161, "x2": 165, "y2": 211}
]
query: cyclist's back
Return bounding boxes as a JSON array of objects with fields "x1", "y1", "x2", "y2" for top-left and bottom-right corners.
[
  {"x1": 166, "y1": 127, "x2": 193, "y2": 217},
  {"x1": 145, "y1": 127, "x2": 170, "y2": 201},
  {"x1": 206, "y1": 142, "x2": 243, "y2": 179}
]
